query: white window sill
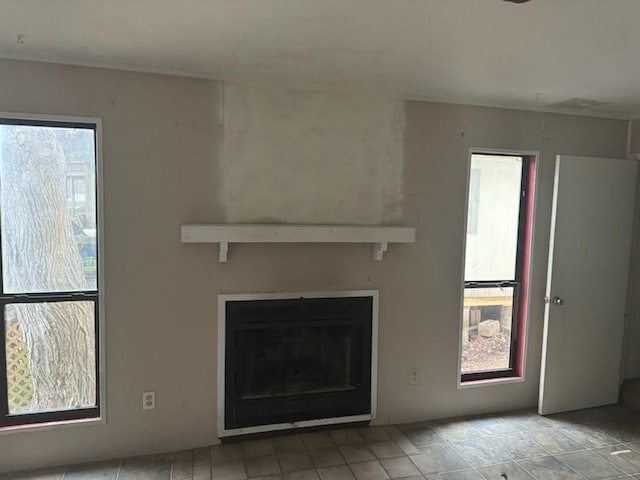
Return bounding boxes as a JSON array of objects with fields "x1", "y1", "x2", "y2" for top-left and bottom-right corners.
[
  {"x1": 0, "y1": 416, "x2": 104, "y2": 436},
  {"x1": 458, "y1": 375, "x2": 525, "y2": 389}
]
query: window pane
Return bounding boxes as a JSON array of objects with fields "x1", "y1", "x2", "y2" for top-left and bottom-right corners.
[
  {"x1": 5, "y1": 301, "x2": 96, "y2": 414},
  {"x1": 461, "y1": 287, "x2": 513, "y2": 373},
  {"x1": 464, "y1": 155, "x2": 522, "y2": 281},
  {"x1": 0, "y1": 124, "x2": 97, "y2": 293}
]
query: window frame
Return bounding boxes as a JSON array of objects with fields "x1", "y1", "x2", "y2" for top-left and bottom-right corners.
[
  {"x1": 0, "y1": 113, "x2": 105, "y2": 429},
  {"x1": 458, "y1": 149, "x2": 537, "y2": 385}
]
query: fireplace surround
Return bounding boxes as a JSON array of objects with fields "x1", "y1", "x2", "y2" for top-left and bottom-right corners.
[{"x1": 217, "y1": 290, "x2": 378, "y2": 437}]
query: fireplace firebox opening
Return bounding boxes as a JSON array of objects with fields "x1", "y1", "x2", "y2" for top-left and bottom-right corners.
[{"x1": 218, "y1": 291, "x2": 378, "y2": 437}]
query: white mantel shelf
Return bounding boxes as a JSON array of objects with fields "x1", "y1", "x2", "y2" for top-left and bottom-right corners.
[{"x1": 181, "y1": 224, "x2": 416, "y2": 262}]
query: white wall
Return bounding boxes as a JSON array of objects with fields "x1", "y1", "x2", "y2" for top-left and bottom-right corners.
[
  {"x1": 401, "y1": 103, "x2": 628, "y2": 420},
  {"x1": 0, "y1": 59, "x2": 224, "y2": 472},
  {"x1": 0, "y1": 59, "x2": 632, "y2": 473},
  {"x1": 223, "y1": 83, "x2": 404, "y2": 224}
]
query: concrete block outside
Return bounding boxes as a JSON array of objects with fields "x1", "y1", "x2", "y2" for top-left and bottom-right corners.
[
  {"x1": 462, "y1": 307, "x2": 470, "y2": 346},
  {"x1": 478, "y1": 319, "x2": 501, "y2": 337}
]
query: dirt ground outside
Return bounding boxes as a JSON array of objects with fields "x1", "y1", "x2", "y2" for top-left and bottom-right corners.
[{"x1": 461, "y1": 330, "x2": 511, "y2": 373}]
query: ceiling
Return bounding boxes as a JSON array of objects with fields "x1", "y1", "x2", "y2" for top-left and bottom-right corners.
[{"x1": 1, "y1": 0, "x2": 640, "y2": 118}]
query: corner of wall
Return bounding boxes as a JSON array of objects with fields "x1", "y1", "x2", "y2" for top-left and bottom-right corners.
[
  {"x1": 623, "y1": 119, "x2": 640, "y2": 380},
  {"x1": 628, "y1": 119, "x2": 640, "y2": 157}
]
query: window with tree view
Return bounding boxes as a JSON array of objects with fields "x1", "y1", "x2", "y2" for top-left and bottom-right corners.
[
  {"x1": 460, "y1": 153, "x2": 534, "y2": 382},
  {"x1": 0, "y1": 118, "x2": 100, "y2": 426}
]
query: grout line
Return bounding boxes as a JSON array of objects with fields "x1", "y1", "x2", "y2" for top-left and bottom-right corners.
[
  {"x1": 469, "y1": 465, "x2": 486, "y2": 480},
  {"x1": 272, "y1": 449, "x2": 283, "y2": 478},
  {"x1": 114, "y1": 459, "x2": 122, "y2": 480}
]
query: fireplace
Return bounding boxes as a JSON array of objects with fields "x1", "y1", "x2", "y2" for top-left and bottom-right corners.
[{"x1": 218, "y1": 291, "x2": 378, "y2": 436}]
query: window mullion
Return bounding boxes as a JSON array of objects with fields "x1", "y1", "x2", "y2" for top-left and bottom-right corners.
[
  {"x1": 0, "y1": 291, "x2": 97, "y2": 304},
  {"x1": 514, "y1": 158, "x2": 530, "y2": 282},
  {"x1": 464, "y1": 280, "x2": 518, "y2": 288}
]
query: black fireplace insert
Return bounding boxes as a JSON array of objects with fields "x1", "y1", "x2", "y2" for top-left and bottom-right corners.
[{"x1": 224, "y1": 295, "x2": 373, "y2": 430}]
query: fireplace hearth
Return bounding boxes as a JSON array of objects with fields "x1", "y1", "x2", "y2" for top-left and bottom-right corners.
[{"x1": 218, "y1": 291, "x2": 377, "y2": 436}]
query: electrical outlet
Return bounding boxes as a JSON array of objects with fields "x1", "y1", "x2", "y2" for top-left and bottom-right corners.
[
  {"x1": 143, "y1": 391, "x2": 156, "y2": 410},
  {"x1": 409, "y1": 368, "x2": 419, "y2": 385}
]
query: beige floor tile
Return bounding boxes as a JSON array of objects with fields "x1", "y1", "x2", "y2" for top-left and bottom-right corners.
[
  {"x1": 429, "y1": 418, "x2": 481, "y2": 442},
  {"x1": 517, "y1": 456, "x2": 583, "y2": 479},
  {"x1": 394, "y1": 437, "x2": 420, "y2": 456},
  {"x1": 245, "y1": 456, "x2": 281, "y2": 478},
  {"x1": 277, "y1": 452, "x2": 313, "y2": 473},
  {"x1": 556, "y1": 449, "x2": 625, "y2": 478},
  {"x1": 348, "y1": 460, "x2": 389, "y2": 480},
  {"x1": 379, "y1": 456, "x2": 421, "y2": 479},
  {"x1": 193, "y1": 447, "x2": 211, "y2": 480},
  {"x1": 303, "y1": 432, "x2": 335, "y2": 450},
  {"x1": 7, "y1": 467, "x2": 66, "y2": 480},
  {"x1": 211, "y1": 460, "x2": 247, "y2": 480},
  {"x1": 358, "y1": 427, "x2": 391, "y2": 443},
  {"x1": 475, "y1": 462, "x2": 534, "y2": 480},
  {"x1": 427, "y1": 469, "x2": 482, "y2": 480},
  {"x1": 592, "y1": 444, "x2": 640, "y2": 474},
  {"x1": 452, "y1": 437, "x2": 512, "y2": 467},
  {"x1": 527, "y1": 429, "x2": 584, "y2": 454},
  {"x1": 171, "y1": 451, "x2": 193, "y2": 480},
  {"x1": 329, "y1": 429, "x2": 364, "y2": 446},
  {"x1": 383, "y1": 426, "x2": 403, "y2": 439},
  {"x1": 316, "y1": 465, "x2": 355, "y2": 480},
  {"x1": 282, "y1": 469, "x2": 320, "y2": 480},
  {"x1": 368, "y1": 441, "x2": 404, "y2": 460},
  {"x1": 338, "y1": 445, "x2": 375, "y2": 464},
  {"x1": 410, "y1": 444, "x2": 470, "y2": 475},
  {"x1": 274, "y1": 435, "x2": 306, "y2": 454},
  {"x1": 243, "y1": 440, "x2": 276, "y2": 458},
  {"x1": 118, "y1": 454, "x2": 171, "y2": 480},
  {"x1": 309, "y1": 448, "x2": 345, "y2": 468},
  {"x1": 63, "y1": 460, "x2": 120, "y2": 480},
  {"x1": 211, "y1": 444, "x2": 244, "y2": 464}
]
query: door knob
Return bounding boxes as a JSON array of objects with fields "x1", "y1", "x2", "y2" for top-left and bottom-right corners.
[{"x1": 552, "y1": 296, "x2": 564, "y2": 305}]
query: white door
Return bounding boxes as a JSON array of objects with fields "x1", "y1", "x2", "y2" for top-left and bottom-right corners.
[{"x1": 539, "y1": 155, "x2": 637, "y2": 415}]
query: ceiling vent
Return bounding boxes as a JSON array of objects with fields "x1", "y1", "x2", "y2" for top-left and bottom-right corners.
[{"x1": 545, "y1": 97, "x2": 609, "y2": 110}]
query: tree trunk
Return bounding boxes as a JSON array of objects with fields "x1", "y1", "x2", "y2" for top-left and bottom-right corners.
[{"x1": 1, "y1": 126, "x2": 95, "y2": 412}]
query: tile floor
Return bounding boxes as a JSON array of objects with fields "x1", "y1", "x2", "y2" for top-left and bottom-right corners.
[{"x1": 5, "y1": 405, "x2": 640, "y2": 479}]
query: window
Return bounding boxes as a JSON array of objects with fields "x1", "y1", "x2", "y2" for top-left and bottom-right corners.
[
  {"x1": 460, "y1": 152, "x2": 535, "y2": 383},
  {"x1": 0, "y1": 117, "x2": 100, "y2": 427}
]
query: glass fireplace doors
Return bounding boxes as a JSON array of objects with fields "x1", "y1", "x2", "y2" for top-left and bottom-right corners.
[{"x1": 224, "y1": 295, "x2": 374, "y2": 431}]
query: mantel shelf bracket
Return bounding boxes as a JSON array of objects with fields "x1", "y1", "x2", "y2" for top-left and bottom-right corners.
[
  {"x1": 219, "y1": 242, "x2": 229, "y2": 262},
  {"x1": 373, "y1": 242, "x2": 388, "y2": 261}
]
